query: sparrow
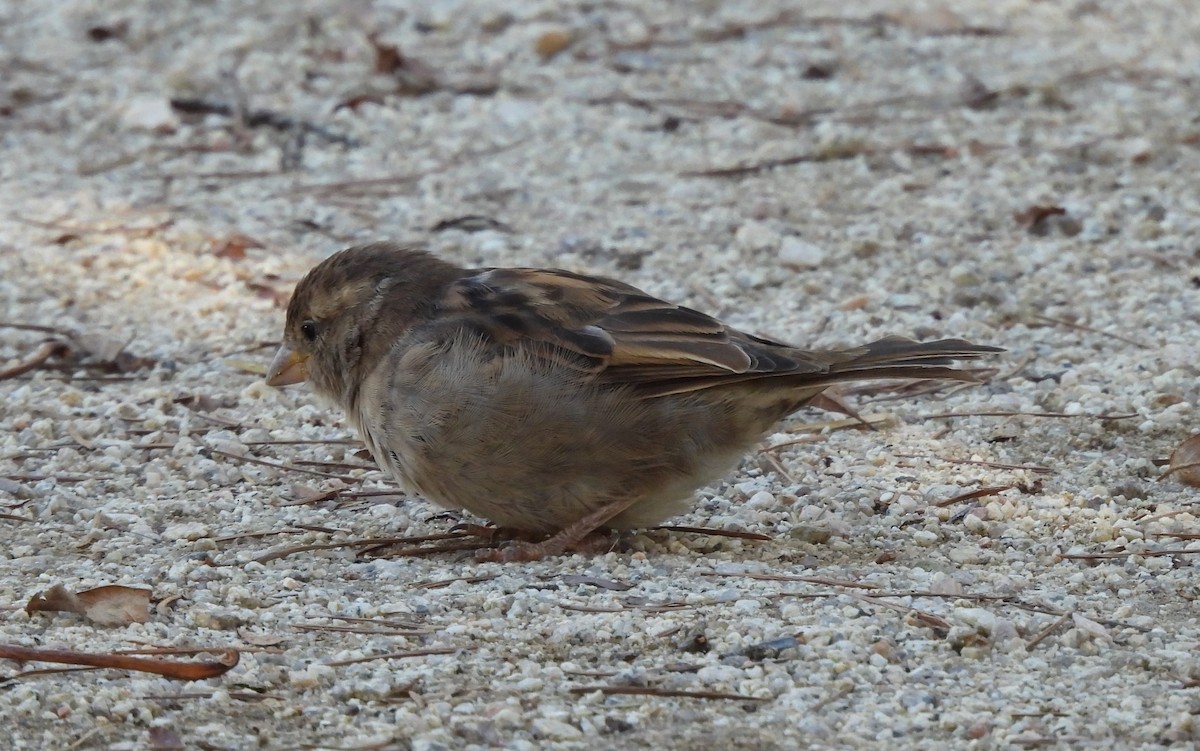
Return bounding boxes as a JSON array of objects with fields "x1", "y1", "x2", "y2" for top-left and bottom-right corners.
[{"x1": 266, "y1": 242, "x2": 1000, "y2": 561}]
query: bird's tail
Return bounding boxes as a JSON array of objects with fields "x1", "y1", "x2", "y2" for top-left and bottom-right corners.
[{"x1": 824, "y1": 335, "x2": 1003, "y2": 382}]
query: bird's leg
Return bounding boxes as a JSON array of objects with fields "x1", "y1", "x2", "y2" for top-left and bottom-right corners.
[
  {"x1": 474, "y1": 497, "x2": 637, "y2": 562},
  {"x1": 450, "y1": 522, "x2": 510, "y2": 541}
]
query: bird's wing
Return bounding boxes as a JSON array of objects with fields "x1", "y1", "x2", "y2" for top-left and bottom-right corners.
[{"x1": 435, "y1": 267, "x2": 826, "y2": 390}]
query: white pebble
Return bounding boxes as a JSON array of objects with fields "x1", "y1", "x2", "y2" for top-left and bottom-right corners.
[{"x1": 778, "y1": 236, "x2": 826, "y2": 268}]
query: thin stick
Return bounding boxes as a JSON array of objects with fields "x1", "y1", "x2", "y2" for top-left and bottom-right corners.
[
  {"x1": 0, "y1": 644, "x2": 238, "y2": 680},
  {"x1": 0, "y1": 340, "x2": 71, "y2": 380},
  {"x1": 242, "y1": 439, "x2": 361, "y2": 446},
  {"x1": 1031, "y1": 314, "x2": 1150, "y2": 349},
  {"x1": 920, "y1": 410, "x2": 1137, "y2": 421},
  {"x1": 933, "y1": 484, "x2": 1018, "y2": 508},
  {"x1": 1058, "y1": 548, "x2": 1200, "y2": 560},
  {"x1": 208, "y1": 449, "x2": 361, "y2": 483},
  {"x1": 848, "y1": 593, "x2": 953, "y2": 631},
  {"x1": 656, "y1": 526, "x2": 772, "y2": 541},
  {"x1": 894, "y1": 454, "x2": 1054, "y2": 474},
  {"x1": 1025, "y1": 611, "x2": 1073, "y2": 651},
  {"x1": 325, "y1": 647, "x2": 459, "y2": 667},
  {"x1": 251, "y1": 532, "x2": 471, "y2": 564},
  {"x1": 568, "y1": 686, "x2": 768, "y2": 701},
  {"x1": 0, "y1": 322, "x2": 76, "y2": 337},
  {"x1": 286, "y1": 139, "x2": 527, "y2": 196},
  {"x1": 702, "y1": 571, "x2": 881, "y2": 589}
]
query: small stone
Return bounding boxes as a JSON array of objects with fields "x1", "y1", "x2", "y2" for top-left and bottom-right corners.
[
  {"x1": 535, "y1": 29, "x2": 574, "y2": 59},
  {"x1": 734, "y1": 221, "x2": 781, "y2": 251},
  {"x1": 789, "y1": 524, "x2": 832, "y2": 544},
  {"x1": 532, "y1": 718, "x2": 582, "y2": 740},
  {"x1": 778, "y1": 237, "x2": 826, "y2": 268},
  {"x1": 162, "y1": 522, "x2": 209, "y2": 541},
  {"x1": 947, "y1": 545, "x2": 983, "y2": 564},
  {"x1": 121, "y1": 95, "x2": 179, "y2": 133},
  {"x1": 745, "y1": 490, "x2": 777, "y2": 509},
  {"x1": 911, "y1": 529, "x2": 940, "y2": 546}
]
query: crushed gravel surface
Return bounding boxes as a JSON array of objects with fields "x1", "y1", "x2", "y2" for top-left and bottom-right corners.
[{"x1": 2, "y1": 1, "x2": 1198, "y2": 749}]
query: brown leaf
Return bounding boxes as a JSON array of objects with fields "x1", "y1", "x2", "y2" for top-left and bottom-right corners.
[
  {"x1": 245, "y1": 281, "x2": 291, "y2": 308},
  {"x1": 1164, "y1": 434, "x2": 1200, "y2": 487},
  {"x1": 1014, "y1": 205, "x2": 1081, "y2": 237},
  {"x1": 368, "y1": 33, "x2": 404, "y2": 75},
  {"x1": 366, "y1": 33, "x2": 438, "y2": 94},
  {"x1": 334, "y1": 93, "x2": 386, "y2": 113},
  {"x1": 26, "y1": 584, "x2": 151, "y2": 626},
  {"x1": 211, "y1": 233, "x2": 264, "y2": 261},
  {"x1": 1014, "y1": 204, "x2": 1065, "y2": 229}
]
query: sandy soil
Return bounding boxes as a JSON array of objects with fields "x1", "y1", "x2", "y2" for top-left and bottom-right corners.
[{"x1": 2, "y1": 1, "x2": 1198, "y2": 749}]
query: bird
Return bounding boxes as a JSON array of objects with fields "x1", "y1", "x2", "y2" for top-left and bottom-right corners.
[{"x1": 266, "y1": 242, "x2": 1000, "y2": 561}]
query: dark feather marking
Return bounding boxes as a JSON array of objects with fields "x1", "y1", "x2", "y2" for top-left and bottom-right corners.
[{"x1": 493, "y1": 312, "x2": 529, "y2": 334}]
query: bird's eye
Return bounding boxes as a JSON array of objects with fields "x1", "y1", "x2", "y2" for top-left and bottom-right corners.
[{"x1": 300, "y1": 321, "x2": 318, "y2": 341}]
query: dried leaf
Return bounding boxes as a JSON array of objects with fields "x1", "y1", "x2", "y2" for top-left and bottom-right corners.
[
  {"x1": 211, "y1": 233, "x2": 264, "y2": 261},
  {"x1": 334, "y1": 93, "x2": 386, "y2": 113},
  {"x1": 26, "y1": 584, "x2": 151, "y2": 626},
  {"x1": 245, "y1": 281, "x2": 291, "y2": 308},
  {"x1": 368, "y1": 33, "x2": 405, "y2": 74},
  {"x1": 366, "y1": 33, "x2": 438, "y2": 94},
  {"x1": 1164, "y1": 434, "x2": 1200, "y2": 487},
  {"x1": 1014, "y1": 205, "x2": 1080, "y2": 236}
]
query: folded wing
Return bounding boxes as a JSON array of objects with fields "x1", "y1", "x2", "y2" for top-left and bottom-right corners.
[{"x1": 436, "y1": 267, "x2": 999, "y2": 396}]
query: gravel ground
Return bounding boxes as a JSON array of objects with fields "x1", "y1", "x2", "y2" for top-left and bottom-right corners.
[{"x1": 2, "y1": 1, "x2": 1199, "y2": 749}]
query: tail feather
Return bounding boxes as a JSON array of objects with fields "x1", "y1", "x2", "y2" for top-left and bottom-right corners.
[
  {"x1": 826, "y1": 336, "x2": 1002, "y2": 380},
  {"x1": 631, "y1": 335, "x2": 1002, "y2": 398}
]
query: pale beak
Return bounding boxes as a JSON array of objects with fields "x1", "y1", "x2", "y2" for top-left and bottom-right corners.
[{"x1": 265, "y1": 345, "x2": 309, "y2": 387}]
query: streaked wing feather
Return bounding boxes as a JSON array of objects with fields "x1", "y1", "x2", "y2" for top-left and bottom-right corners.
[
  {"x1": 439, "y1": 267, "x2": 771, "y2": 379},
  {"x1": 437, "y1": 268, "x2": 1000, "y2": 393}
]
